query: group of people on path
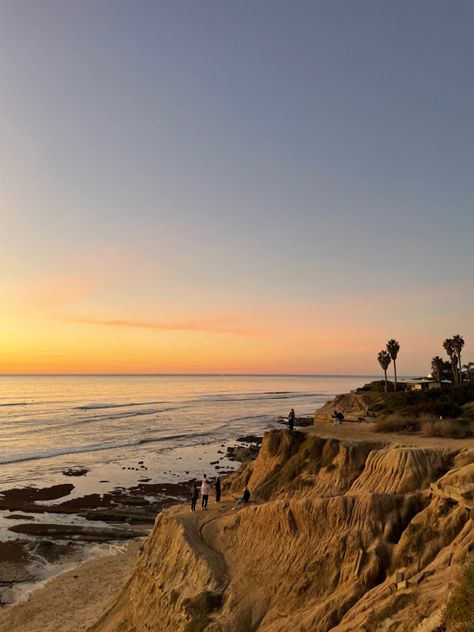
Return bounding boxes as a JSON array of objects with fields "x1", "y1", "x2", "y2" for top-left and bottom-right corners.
[
  {"x1": 190, "y1": 474, "x2": 250, "y2": 511},
  {"x1": 190, "y1": 474, "x2": 218, "y2": 511}
]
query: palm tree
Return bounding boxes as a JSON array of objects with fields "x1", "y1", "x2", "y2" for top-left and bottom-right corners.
[
  {"x1": 443, "y1": 338, "x2": 457, "y2": 384},
  {"x1": 386, "y1": 339, "x2": 400, "y2": 391},
  {"x1": 452, "y1": 334, "x2": 465, "y2": 383},
  {"x1": 462, "y1": 362, "x2": 474, "y2": 382},
  {"x1": 378, "y1": 350, "x2": 391, "y2": 393},
  {"x1": 431, "y1": 356, "x2": 444, "y2": 383},
  {"x1": 452, "y1": 354, "x2": 459, "y2": 381}
]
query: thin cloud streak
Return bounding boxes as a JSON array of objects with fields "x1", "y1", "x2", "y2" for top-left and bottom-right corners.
[{"x1": 70, "y1": 316, "x2": 270, "y2": 338}]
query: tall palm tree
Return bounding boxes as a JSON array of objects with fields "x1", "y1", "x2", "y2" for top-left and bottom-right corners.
[
  {"x1": 452, "y1": 334, "x2": 465, "y2": 383},
  {"x1": 443, "y1": 338, "x2": 457, "y2": 384},
  {"x1": 431, "y1": 356, "x2": 444, "y2": 383},
  {"x1": 378, "y1": 350, "x2": 391, "y2": 393},
  {"x1": 452, "y1": 354, "x2": 459, "y2": 381},
  {"x1": 386, "y1": 339, "x2": 400, "y2": 391}
]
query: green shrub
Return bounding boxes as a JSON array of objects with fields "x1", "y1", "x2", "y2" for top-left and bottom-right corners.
[
  {"x1": 443, "y1": 554, "x2": 474, "y2": 631},
  {"x1": 360, "y1": 382, "x2": 474, "y2": 420}
]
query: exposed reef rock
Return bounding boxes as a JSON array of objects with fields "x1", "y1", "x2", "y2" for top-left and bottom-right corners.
[{"x1": 92, "y1": 429, "x2": 473, "y2": 632}]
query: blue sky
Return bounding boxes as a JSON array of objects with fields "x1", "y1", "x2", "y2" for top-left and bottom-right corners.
[{"x1": 0, "y1": 1, "x2": 472, "y2": 373}]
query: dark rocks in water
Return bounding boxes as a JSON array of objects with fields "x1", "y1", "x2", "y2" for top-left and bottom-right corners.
[
  {"x1": 138, "y1": 461, "x2": 144, "y2": 465},
  {"x1": 0, "y1": 484, "x2": 74, "y2": 512},
  {"x1": 138, "y1": 477, "x2": 151, "y2": 483},
  {"x1": 26, "y1": 539, "x2": 80, "y2": 564},
  {"x1": 295, "y1": 416, "x2": 313, "y2": 427},
  {"x1": 63, "y1": 467, "x2": 89, "y2": 477},
  {"x1": 277, "y1": 416, "x2": 313, "y2": 427},
  {"x1": 99, "y1": 480, "x2": 110, "y2": 483},
  {"x1": 118, "y1": 496, "x2": 149, "y2": 506},
  {"x1": 55, "y1": 493, "x2": 114, "y2": 511},
  {"x1": 9, "y1": 523, "x2": 143, "y2": 541},
  {"x1": 82, "y1": 507, "x2": 157, "y2": 525},
  {"x1": 237, "y1": 435, "x2": 263, "y2": 444},
  {"x1": 0, "y1": 562, "x2": 34, "y2": 584},
  {"x1": 214, "y1": 465, "x2": 221, "y2": 470},
  {"x1": 210, "y1": 460, "x2": 219, "y2": 465},
  {"x1": 217, "y1": 450, "x2": 224, "y2": 454},
  {"x1": 226, "y1": 444, "x2": 260, "y2": 463},
  {"x1": 0, "y1": 541, "x2": 34, "y2": 584}
]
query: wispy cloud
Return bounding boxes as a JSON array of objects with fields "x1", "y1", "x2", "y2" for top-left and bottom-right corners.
[{"x1": 70, "y1": 315, "x2": 268, "y2": 338}]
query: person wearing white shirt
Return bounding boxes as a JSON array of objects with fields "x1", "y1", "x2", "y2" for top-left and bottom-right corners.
[{"x1": 201, "y1": 475, "x2": 210, "y2": 510}]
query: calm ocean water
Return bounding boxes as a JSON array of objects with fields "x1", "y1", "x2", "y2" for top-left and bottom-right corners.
[{"x1": 0, "y1": 375, "x2": 372, "y2": 492}]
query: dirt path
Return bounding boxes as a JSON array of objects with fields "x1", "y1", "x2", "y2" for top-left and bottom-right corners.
[
  {"x1": 307, "y1": 420, "x2": 474, "y2": 451},
  {"x1": 180, "y1": 500, "x2": 237, "y2": 587}
]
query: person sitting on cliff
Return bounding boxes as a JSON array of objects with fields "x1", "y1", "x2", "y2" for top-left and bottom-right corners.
[
  {"x1": 233, "y1": 485, "x2": 251, "y2": 510},
  {"x1": 288, "y1": 408, "x2": 296, "y2": 432},
  {"x1": 332, "y1": 410, "x2": 344, "y2": 425},
  {"x1": 190, "y1": 480, "x2": 199, "y2": 511},
  {"x1": 201, "y1": 475, "x2": 210, "y2": 510}
]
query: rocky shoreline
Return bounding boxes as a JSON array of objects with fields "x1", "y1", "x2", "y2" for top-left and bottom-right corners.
[{"x1": 0, "y1": 435, "x2": 261, "y2": 607}]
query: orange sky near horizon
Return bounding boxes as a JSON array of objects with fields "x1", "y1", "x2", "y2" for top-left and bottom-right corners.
[{"x1": 1, "y1": 270, "x2": 471, "y2": 375}]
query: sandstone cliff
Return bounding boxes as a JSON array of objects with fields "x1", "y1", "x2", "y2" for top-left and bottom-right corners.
[
  {"x1": 314, "y1": 392, "x2": 379, "y2": 423},
  {"x1": 92, "y1": 428, "x2": 474, "y2": 632}
]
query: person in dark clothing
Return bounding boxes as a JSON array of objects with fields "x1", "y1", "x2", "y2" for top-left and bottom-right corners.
[
  {"x1": 332, "y1": 410, "x2": 344, "y2": 425},
  {"x1": 190, "y1": 481, "x2": 198, "y2": 511},
  {"x1": 288, "y1": 408, "x2": 296, "y2": 431},
  {"x1": 233, "y1": 485, "x2": 251, "y2": 509},
  {"x1": 215, "y1": 476, "x2": 221, "y2": 502}
]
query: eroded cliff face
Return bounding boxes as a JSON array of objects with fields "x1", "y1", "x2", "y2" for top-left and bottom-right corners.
[{"x1": 92, "y1": 431, "x2": 474, "y2": 632}]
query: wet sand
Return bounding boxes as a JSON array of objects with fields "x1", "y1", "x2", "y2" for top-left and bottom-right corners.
[{"x1": 0, "y1": 541, "x2": 139, "y2": 632}]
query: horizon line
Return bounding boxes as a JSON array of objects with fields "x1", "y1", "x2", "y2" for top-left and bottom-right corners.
[{"x1": 0, "y1": 372, "x2": 412, "y2": 378}]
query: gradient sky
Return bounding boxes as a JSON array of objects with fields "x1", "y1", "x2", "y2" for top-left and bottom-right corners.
[{"x1": 0, "y1": 1, "x2": 473, "y2": 374}]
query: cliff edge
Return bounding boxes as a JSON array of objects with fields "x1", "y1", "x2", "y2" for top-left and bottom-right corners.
[{"x1": 91, "y1": 427, "x2": 474, "y2": 632}]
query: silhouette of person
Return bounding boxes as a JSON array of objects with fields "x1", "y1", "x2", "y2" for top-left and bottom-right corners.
[{"x1": 288, "y1": 408, "x2": 296, "y2": 431}]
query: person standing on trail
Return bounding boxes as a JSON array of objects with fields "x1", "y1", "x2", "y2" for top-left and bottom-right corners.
[
  {"x1": 215, "y1": 476, "x2": 221, "y2": 502},
  {"x1": 201, "y1": 475, "x2": 210, "y2": 510},
  {"x1": 190, "y1": 480, "x2": 199, "y2": 511},
  {"x1": 288, "y1": 408, "x2": 296, "y2": 432}
]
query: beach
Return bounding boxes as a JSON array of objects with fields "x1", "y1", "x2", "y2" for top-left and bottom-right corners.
[
  {"x1": 0, "y1": 541, "x2": 139, "y2": 632},
  {"x1": 0, "y1": 375, "x2": 367, "y2": 609}
]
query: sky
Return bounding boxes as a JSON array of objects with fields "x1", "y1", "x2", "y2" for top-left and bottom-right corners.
[{"x1": 0, "y1": 1, "x2": 473, "y2": 375}]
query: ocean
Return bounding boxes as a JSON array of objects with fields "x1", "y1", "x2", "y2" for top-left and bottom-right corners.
[{"x1": 0, "y1": 375, "x2": 372, "y2": 493}]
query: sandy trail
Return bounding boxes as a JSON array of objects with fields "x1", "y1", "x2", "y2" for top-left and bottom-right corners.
[{"x1": 308, "y1": 419, "x2": 474, "y2": 450}]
